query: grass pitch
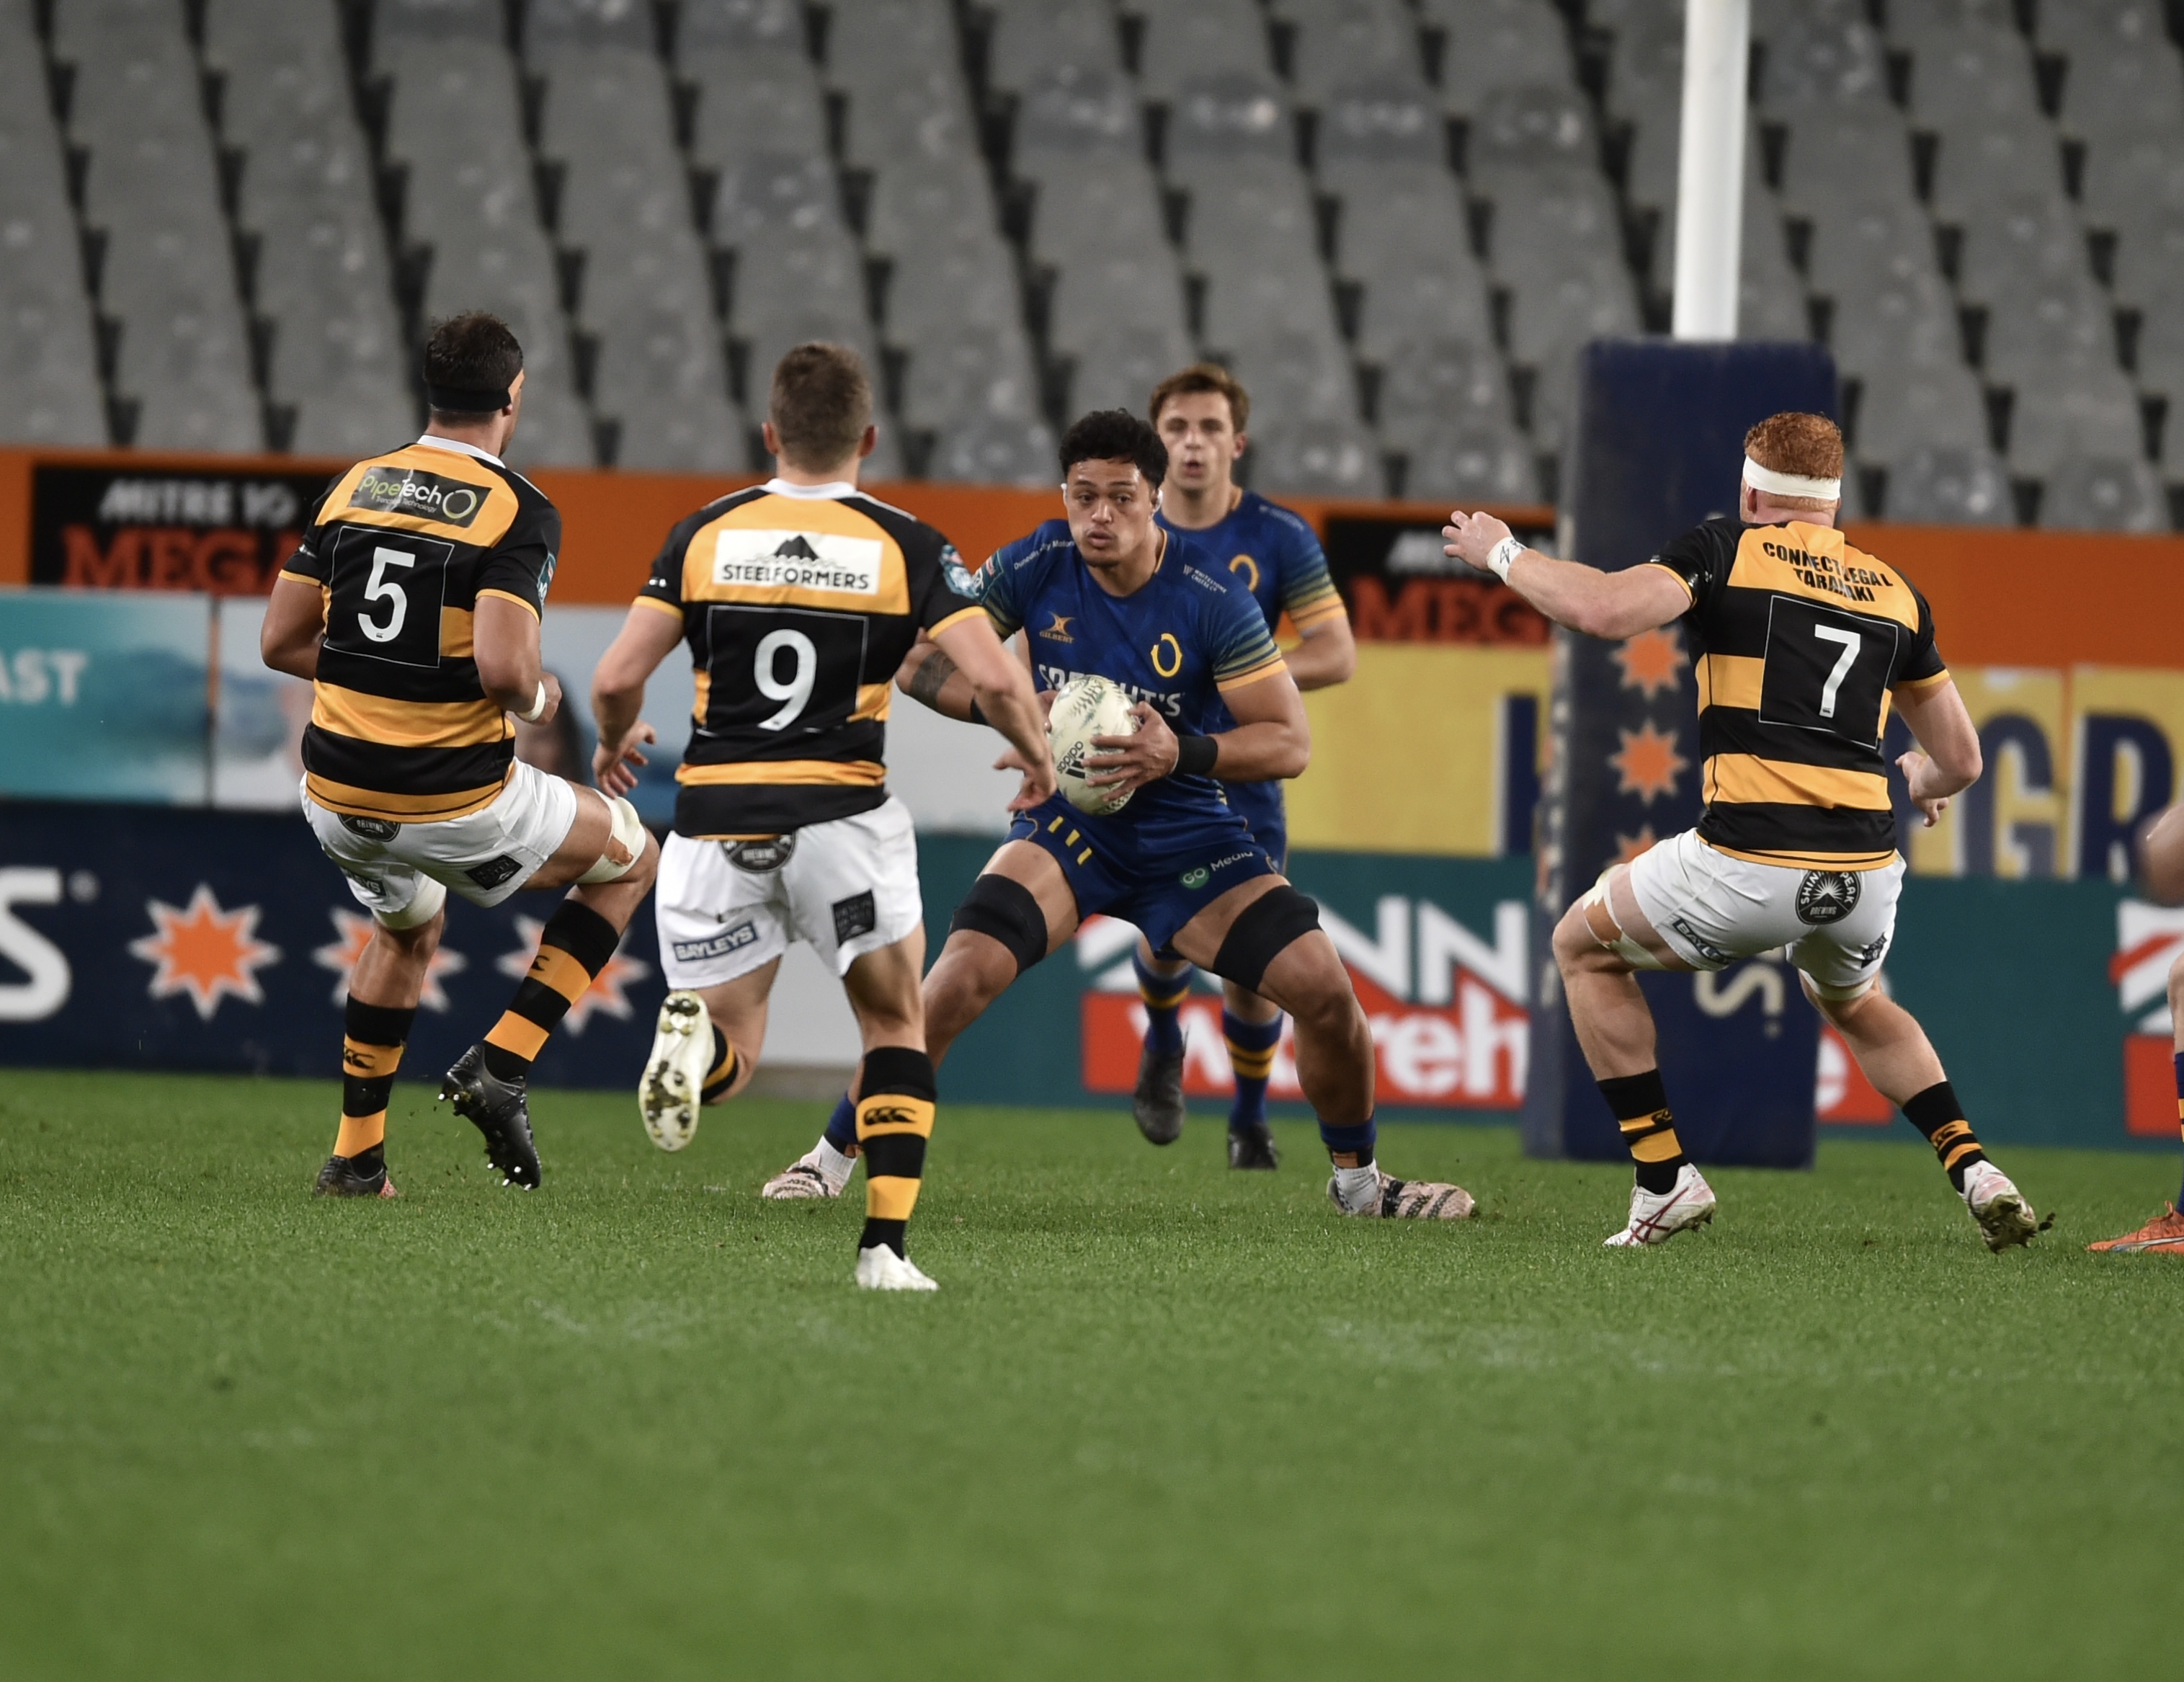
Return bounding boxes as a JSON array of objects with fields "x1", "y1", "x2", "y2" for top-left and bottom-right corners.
[{"x1": 1, "y1": 1071, "x2": 2178, "y2": 1681}]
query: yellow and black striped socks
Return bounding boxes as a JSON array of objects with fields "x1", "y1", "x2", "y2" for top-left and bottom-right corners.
[
  {"x1": 1135, "y1": 948, "x2": 1188, "y2": 1057},
  {"x1": 336, "y1": 997, "x2": 415, "y2": 1161},
  {"x1": 1902, "y1": 1080, "x2": 1987, "y2": 1192},
  {"x1": 479, "y1": 901, "x2": 621, "y2": 1082},
  {"x1": 2174, "y1": 1051, "x2": 2184, "y2": 1207},
  {"x1": 1598, "y1": 1069, "x2": 1688, "y2": 1194},
  {"x1": 1224, "y1": 1008, "x2": 1280, "y2": 1131},
  {"x1": 853, "y1": 1046, "x2": 938, "y2": 1258},
  {"x1": 702, "y1": 1024, "x2": 739, "y2": 1105}
]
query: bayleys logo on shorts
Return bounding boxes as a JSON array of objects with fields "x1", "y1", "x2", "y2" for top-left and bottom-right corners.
[
  {"x1": 349, "y1": 468, "x2": 488, "y2": 528},
  {"x1": 671, "y1": 921, "x2": 758, "y2": 964}
]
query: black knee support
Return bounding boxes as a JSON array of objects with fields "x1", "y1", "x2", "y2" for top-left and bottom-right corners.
[
  {"x1": 1210, "y1": 885, "x2": 1321, "y2": 993},
  {"x1": 948, "y1": 873, "x2": 1050, "y2": 974}
]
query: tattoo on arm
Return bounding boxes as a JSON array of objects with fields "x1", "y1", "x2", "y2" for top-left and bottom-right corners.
[{"x1": 906, "y1": 647, "x2": 960, "y2": 709}]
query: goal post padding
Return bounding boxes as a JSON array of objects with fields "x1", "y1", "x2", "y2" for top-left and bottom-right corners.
[{"x1": 1522, "y1": 339, "x2": 1840, "y2": 1168}]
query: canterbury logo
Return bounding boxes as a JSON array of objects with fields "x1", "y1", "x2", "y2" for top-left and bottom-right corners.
[
  {"x1": 860, "y1": 1105, "x2": 927, "y2": 1129},
  {"x1": 342, "y1": 1049, "x2": 373, "y2": 1071}
]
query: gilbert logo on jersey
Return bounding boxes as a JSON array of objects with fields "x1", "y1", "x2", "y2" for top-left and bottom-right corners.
[{"x1": 712, "y1": 528, "x2": 883, "y2": 595}]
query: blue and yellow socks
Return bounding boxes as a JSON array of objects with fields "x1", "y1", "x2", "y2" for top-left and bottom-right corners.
[
  {"x1": 1135, "y1": 948, "x2": 1187, "y2": 1058},
  {"x1": 1224, "y1": 1008, "x2": 1280, "y2": 1135}
]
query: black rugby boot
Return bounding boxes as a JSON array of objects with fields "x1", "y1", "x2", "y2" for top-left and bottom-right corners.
[
  {"x1": 1227, "y1": 1122, "x2": 1280, "y2": 1171},
  {"x1": 1132, "y1": 1044, "x2": 1186, "y2": 1144},
  {"x1": 439, "y1": 1046, "x2": 543, "y2": 1188},
  {"x1": 314, "y1": 1143, "x2": 397, "y2": 1198}
]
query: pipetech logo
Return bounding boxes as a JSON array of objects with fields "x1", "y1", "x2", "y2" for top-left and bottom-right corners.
[{"x1": 348, "y1": 468, "x2": 489, "y2": 528}]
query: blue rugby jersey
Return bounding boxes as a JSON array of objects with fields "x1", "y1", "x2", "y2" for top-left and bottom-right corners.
[
  {"x1": 1154, "y1": 489, "x2": 1343, "y2": 641},
  {"x1": 974, "y1": 520, "x2": 1288, "y2": 822}
]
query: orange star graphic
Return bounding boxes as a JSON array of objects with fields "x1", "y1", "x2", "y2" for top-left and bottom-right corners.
[
  {"x1": 1613, "y1": 826, "x2": 1659, "y2": 865},
  {"x1": 1610, "y1": 721, "x2": 1689, "y2": 805},
  {"x1": 1613, "y1": 627, "x2": 1688, "y2": 699},
  {"x1": 312, "y1": 909, "x2": 467, "y2": 1010},
  {"x1": 497, "y1": 917, "x2": 649, "y2": 1033},
  {"x1": 129, "y1": 884, "x2": 282, "y2": 1020}
]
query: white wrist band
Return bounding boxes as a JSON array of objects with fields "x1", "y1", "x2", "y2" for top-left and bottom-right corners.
[
  {"x1": 517, "y1": 680, "x2": 548, "y2": 724},
  {"x1": 1487, "y1": 535, "x2": 1524, "y2": 582}
]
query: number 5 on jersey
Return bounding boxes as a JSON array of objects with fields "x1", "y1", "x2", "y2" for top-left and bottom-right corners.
[
  {"x1": 323, "y1": 528, "x2": 454, "y2": 668},
  {"x1": 697, "y1": 604, "x2": 869, "y2": 739}
]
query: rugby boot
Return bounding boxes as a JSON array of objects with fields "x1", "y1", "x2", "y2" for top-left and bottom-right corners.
[
  {"x1": 314, "y1": 1144, "x2": 397, "y2": 1199},
  {"x1": 638, "y1": 990, "x2": 711, "y2": 1152},
  {"x1": 438, "y1": 1046, "x2": 542, "y2": 1189},
  {"x1": 1228, "y1": 1121, "x2": 1280, "y2": 1170},
  {"x1": 1603, "y1": 1163, "x2": 1716, "y2": 1247},
  {"x1": 2087, "y1": 1203, "x2": 2184, "y2": 1253},
  {"x1": 1958, "y1": 1161, "x2": 2038, "y2": 1252},
  {"x1": 1132, "y1": 1045, "x2": 1186, "y2": 1144},
  {"x1": 1327, "y1": 1167, "x2": 1476, "y2": 1219},
  {"x1": 855, "y1": 1245, "x2": 940, "y2": 1291},
  {"x1": 762, "y1": 1148, "x2": 848, "y2": 1201}
]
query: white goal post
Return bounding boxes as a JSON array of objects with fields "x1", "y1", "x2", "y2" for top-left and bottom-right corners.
[{"x1": 1671, "y1": 0, "x2": 1752, "y2": 341}]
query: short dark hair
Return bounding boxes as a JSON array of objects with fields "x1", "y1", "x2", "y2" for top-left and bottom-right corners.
[
  {"x1": 1059, "y1": 409, "x2": 1167, "y2": 486},
  {"x1": 770, "y1": 343, "x2": 873, "y2": 468},
  {"x1": 1149, "y1": 363, "x2": 1250, "y2": 434},
  {"x1": 423, "y1": 312, "x2": 523, "y2": 417}
]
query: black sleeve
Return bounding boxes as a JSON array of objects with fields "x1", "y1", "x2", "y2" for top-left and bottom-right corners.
[
  {"x1": 1896, "y1": 584, "x2": 1948, "y2": 687},
  {"x1": 638, "y1": 510, "x2": 706, "y2": 614},
  {"x1": 476, "y1": 492, "x2": 561, "y2": 616},
  {"x1": 280, "y1": 484, "x2": 338, "y2": 582},
  {"x1": 904, "y1": 522, "x2": 986, "y2": 633},
  {"x1": 1644, "y1": 520, "x2": 1731, "y2": 614}
]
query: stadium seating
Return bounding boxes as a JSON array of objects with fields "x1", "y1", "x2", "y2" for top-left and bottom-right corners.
[{"x1": 4, "y1": 0, "x2": 2178, "y2": 529}]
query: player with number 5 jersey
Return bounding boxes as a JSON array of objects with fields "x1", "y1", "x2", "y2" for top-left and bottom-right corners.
[
  {"x1": 265, "y1": 312, "x2": 661, "y2": 1203},
  {"x1": 1444, "y1": 409, "x2": 2039, "y2": 1254}
]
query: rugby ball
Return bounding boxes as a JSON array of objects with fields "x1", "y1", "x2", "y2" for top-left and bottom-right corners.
[{"x1": 1048, "y1": 675, "x2": 1140, "y2": 815}]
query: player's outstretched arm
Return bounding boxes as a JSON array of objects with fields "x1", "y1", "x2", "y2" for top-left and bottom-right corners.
[
  {"x1": 1442, "y1": 508, "x2": 1689, "y2": 640},
  {"x1": 260, "y1": 575, "x2": 326, "y2": 681},
  {"x1": 1891, "y1": 677, "x2": 1983, "y2": 827},
  {"x1": 927, "y1": 615, "x2": 1058, "y2": 810},
  {"x1": 589, "y1": 603, "x2": 682, "y2": 795},
  {"x1": 1089, "y1": 669, "x2": 1309, "y2": 794}
]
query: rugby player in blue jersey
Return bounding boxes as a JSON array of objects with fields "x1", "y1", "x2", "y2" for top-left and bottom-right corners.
[
  {"x1": 1128, "y1": 365, "x2": 1357, "y2": 1169},
  {"x1": 762, "y1": 411, "x2": 1470, "y2": 1219}
]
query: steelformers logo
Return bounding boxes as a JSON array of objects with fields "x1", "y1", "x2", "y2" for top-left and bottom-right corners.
[
  {"x1": 713, "y1": 529, "x2": 883, "y2": 594},
  {"x1": 348, "y1": 468, "x2": 488, "y2": 528}
]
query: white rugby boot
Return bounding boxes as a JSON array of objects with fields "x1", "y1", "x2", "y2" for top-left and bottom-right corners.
[
  {"x1": 1960, "y1": 1161, "x2": 2038, "y2": 1252},
  {"x1": 762, "y1": 1140, "x2": 853, "y2": 1201},
  {"x1": 855, "y1": 1246, "x2": 939, "y2": 1291},
  {"x1": 638, "y1": 990, "x2": 713, "y2": 1152},
  {"x1": 1326, "y1": 1165, "x2": 1476, "y2": 1219},
  {"x1": 1604, "y1": 1163, "x2": 1718, "y2": 1247}
]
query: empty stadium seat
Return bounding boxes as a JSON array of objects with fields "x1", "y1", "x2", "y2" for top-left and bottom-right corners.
[
  {"x1": 1881, "y1": 444, "x2": 2013, "y2": 525},
  {"x1": 2038, "y1": 452, "x2": 2165, "y2": 532},
  {"x1": 1250, "y1": 417, "x2": 1385, "y2": 497}
]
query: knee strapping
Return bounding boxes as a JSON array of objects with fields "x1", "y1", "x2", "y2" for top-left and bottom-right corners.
[
  {"x1": 948, "y1": 873, "x2": 1049, "y2": 974},
  {"x1": 375, "y1": 874, "x2": 446, "y2": 930},
  {"x1": 1211, "y1": 885, "x2": 1321, "y2": 993},
  {"x1": 577, "y1": 794, "x2": 647, "y2": 884},
  {"x1": 1581, "y1": 873, "x2": 1663, "y2": 970}
]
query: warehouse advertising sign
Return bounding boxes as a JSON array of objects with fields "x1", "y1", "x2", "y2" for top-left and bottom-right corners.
[{"x1": 30, "y1": 463, "x2": 335, "y2": 595}]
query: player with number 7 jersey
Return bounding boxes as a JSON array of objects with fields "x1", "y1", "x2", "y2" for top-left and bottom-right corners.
[{"x1": 1444, "y1": 410, "x2": 2039, "y2": 1253}]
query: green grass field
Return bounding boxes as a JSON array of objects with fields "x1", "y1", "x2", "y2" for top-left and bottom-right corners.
[{"x1": 1, "y1": 1069, "x2": 2178, "y2": 1680}]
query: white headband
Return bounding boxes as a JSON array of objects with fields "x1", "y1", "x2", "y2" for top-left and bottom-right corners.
[{"x1": 1744, "y1": 455, "x2": 1840, "y2": 502}]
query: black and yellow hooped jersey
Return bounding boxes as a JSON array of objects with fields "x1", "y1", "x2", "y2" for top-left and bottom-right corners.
[
  {"x1": 637, "y1": 480, "x2": 984, "y2": 837},
  {"x1": 1647, "y1": 515, "x2": 1949, "y2": 870},
  {"x1": 282, "y1": 439, "x2": 560, "y2": 823}
]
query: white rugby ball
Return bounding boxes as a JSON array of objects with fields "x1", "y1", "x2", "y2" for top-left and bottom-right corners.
[{"x1": 1048, "y1": 675, "x2": 1140, "y2": 815}]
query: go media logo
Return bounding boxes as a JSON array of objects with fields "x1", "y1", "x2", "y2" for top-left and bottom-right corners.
[{"x1": 1077, "y1": 895, "x2": 1530, "y2": 1107}]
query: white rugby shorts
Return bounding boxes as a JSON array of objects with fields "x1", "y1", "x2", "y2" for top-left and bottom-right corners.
[
  {"x1": 1626, "y1": 827, "x2": 1902, "y2": 1000},
  {"x1": 303, "y1": 758, "x2": 580, "y2": 918},
  {"x1": 656, "y1": 796, "x2": 922, "y2": 989}
]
